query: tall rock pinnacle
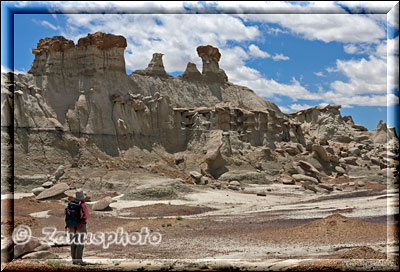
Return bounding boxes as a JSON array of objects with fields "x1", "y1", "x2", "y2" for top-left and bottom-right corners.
[{"x1": 196, "y1": 45, "x2": 228, "y2": 84}]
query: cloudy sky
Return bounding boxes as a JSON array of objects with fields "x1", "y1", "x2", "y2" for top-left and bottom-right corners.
[{"x1": 1, "y1": 1, "x2": 399, "y2": 133}]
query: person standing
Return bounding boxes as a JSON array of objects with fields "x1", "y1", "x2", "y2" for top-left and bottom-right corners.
[{"x1": 66, "y1": 189, "x2": 90, "y2": 266}]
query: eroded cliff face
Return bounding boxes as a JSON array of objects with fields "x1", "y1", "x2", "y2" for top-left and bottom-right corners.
[{"x1": 2, "y1": 32, "x2": 398, "y2": 161}]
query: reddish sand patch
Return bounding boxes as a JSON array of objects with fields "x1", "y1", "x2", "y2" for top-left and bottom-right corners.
[
  {"x1": 336, "y1": 246, "x2": 387, "y2": 259},
  {"x1": 254, "y1": 214, "x2": 388, "y2": 246},
  {"x1": 2, "y1": 260, "x2": 102, "y2": 271}
]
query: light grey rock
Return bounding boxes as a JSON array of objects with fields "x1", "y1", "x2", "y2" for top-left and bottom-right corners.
[
  {"x1": 14, "y1": 237, "x2": 41, "y2": 259},
  {"x1": 200, "y1": 176, "x2": 209, "y2": 185},
  {"x1": 282, "y1": 175, "x2": 295, "y2": 185},
  {"x1": 357, "y1": 181, "x2": 365, "y2": 187},
  {"x1": 92, "y1": 196, "x2": 113, "y2": 211},
  {"x1": 312, "y1": 144, "x2": 330, "y2": 162},
  {"x1": 32, "y1": 187, "x2": 45, "y2": 196},
  {"x1": 229, "y1": 180, "x2": 241, "y2": 187},
  {"x1": 189, "y1": 171, "x2": 202, "y2": 180},
  {"x1": 343, "y1": 156, "x2": 358, "y2": 165},
  {"x1": 54, "y1": 165, "x2": 65, "y2": 181},
  {"x1": 298, "y1": 160, "x2": 320, "y2": 175},
  {"x1": 36, "y1": 183, "x2": 69, "y2": 200},
  {"x1": 204, "y1": 130, "x2": 228, "y2": 178},
  {"x1": 41, "y1": 181, "x2": 53, "y2": 188},
  {"x1": 292, "y1": 174, "x2": 318, "y2": 184},
  {"x1": 335, "y1": 166, "x2": 346, "y2": 175}
]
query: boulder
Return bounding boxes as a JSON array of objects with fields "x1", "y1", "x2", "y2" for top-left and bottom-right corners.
[
  {"x1": 349, "y1": 147, "x2": 361, "y2": 156},
  {"x1": 298, "y1": 160, "x2": 320, "y2": 175},
  {"x1": 32, "y1": 187, "x2": 45, "y2": 196},
  {"x1": 302, "y1": 183, "x2": 318, "y2": 193},
  {"x1": 335, "y1": 166, "x2": 346, "y2": 175},
  {"x1": 292, "y1": 174, "x2": 318, "y2": 184},
  {"x1": 199, "y1": 176, "x2": 209, "y2": 185},
  {"x1": 92, "y1": 196, "x2": 113, "y2": 211},
  {"x1": 318, "y1": 184, "x2": 334, "y2": 191},
  {"x1": 229, "y1": 180, "x2": 241, "y2": 187},
  {"x1": 54, "y1": 165, "x2": 65, "y2": 181},
  {"x1": 41, "y1": 181, "x2": 53, "y2": 188},
  {"x1": 312, "y1": 144, "x2": 330, "y2": 162},
  {"x1": 343, "y1": 156, "x2": 358, "y2": 165},
  {"x1": 204, "y1": 130, "x2": 228, "y2": 178},
  {"x1": 36, "y1": 183, "x2": 69, "y2": 200},
  {"x1": 282, "y1": 175, "x2": 295, "y2": 185},
  {"x1": 14, "y1": 237, "x2": 41, "y2": 259},
  {"x1": 189, "y1": 171, "x2": 202, "y2": 180}
]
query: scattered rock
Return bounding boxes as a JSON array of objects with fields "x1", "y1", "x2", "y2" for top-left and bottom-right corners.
[
  {"x1": 312, "y1": 144, "x2": 330, "y2": 162},
  {"x1": 343, "y1": 157, "x2": 358, "y2": 166},
  {"x1": 36, "y1": 183, "x2": 69, "y2": 200},
  {"x1": 298, "y1": 160, "x2": 320, "y2": 175},
  {"x1": 14, "y1": 237, "x2": 41, "y2": 259},
  {"x1": 54, "y1": 165, "x2": 65, "y2": 181},
  {"x1": 229, "y1": 180, "x2": 241, "y2": 187},
  {"x1": 32, "y1": 187, "x2": 45, "y2": 196},
  {"x1": 41, "y1": 181, "x2": 53, "y2": 188},
  {"x1": 292, "y1": 174, "x2": 318, "y2": 184},
  {"x1": 92, "y1": 196, "x2": 113, "y2": 211},
  {"x1": 318, "y1": 184, "x2": 334, "y2": 191},
  {"x1": 335, "y1": 166, "x2": 346, "y2": 175},
  {"x1": 282, "y1": 175, "x2": 295, "y2": 185}
]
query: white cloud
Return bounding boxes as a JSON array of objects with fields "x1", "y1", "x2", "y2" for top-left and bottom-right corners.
[
  {"x1": 32, "y1": 19, "x2": 58, "y2": 31},
  {"x1": 62, "y1": 14, "x2": 259, "y2": 72},
  {"x1": 343, "y1": 43, "x2": 374, "y2": 55},
  {"x1": 314, "y1": 71, "x2": 325, "y2": 77},
  {"x1": 272, "y1": 53, "x2": 289, "y2": 61},
  {"x1": 248, "y1": 44, "x2": 270, "y2": 58},
  {"x1": 242, "y1": 13, "x2": 386, "y2": 44}
]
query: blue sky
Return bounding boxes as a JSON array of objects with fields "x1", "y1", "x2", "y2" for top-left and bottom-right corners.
[{"x1": 2, "y1": 1, "x2": 399, "y2": 134}]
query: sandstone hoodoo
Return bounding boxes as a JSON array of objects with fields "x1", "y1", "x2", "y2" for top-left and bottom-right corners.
[
  {"x1": 2, "y1": 31, "x2": 399, "y2": 270},
  {"x1": 196, "y1": 45, "x2": 228, "y2": 83}
]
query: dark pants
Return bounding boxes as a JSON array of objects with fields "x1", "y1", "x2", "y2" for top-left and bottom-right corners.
[{"x1": 70, "y1": 224, "x2": 86, "y2": 263}]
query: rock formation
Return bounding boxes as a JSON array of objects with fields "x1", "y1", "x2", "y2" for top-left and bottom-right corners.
[
  {"x1": 181, "y1": 62, "x2": 202, "y2": 81},
  {"x1": 196, "y1": 45, "x2": 228, "y2": 83},
  {"x1": 1, "y1": 32, "x2": 398, "y2": 197},
  {"x1": 133, "y1": 53, "x2": 169, "y2": 77}
]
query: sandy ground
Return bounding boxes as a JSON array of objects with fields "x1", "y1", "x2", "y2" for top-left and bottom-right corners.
[{"x1": 1, "y1": 181, "x2": 399, "y2": 271}]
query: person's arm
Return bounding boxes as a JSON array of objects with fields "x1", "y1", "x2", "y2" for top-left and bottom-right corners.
[{"x1": 80, "y1": 202, "x2": 90, "y2": 221}]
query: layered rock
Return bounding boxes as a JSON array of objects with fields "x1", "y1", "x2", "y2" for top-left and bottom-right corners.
[
  {"x1": 288, "y1": 105, "x2": 358, "y2": 143},
  {"x1": 196, "y1": 45, "x2": 228, "y2": 83},
  {"x1": 133, "y1": 53, "x2": 169, "y2": 77},
  {"x1": 370, "y1": 120, "x2": 398, "y2": 144},
  {"x1": 204, "y1": 130, "x2": 228, "y2": 178},
  {"x1": 181, "y1": 62, "x2": 202, "y2": 81},
  {"x1": 3, "y1": 32, "x2": 398, "y2": 162}
]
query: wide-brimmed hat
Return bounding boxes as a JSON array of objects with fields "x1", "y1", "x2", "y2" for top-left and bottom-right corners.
[{"x1": 75, "y1": 189, "x2": 85, "y2": 201}]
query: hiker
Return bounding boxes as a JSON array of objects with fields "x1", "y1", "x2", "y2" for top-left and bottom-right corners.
[{"x1": 65, "y1": 189, "x2": 90, "y2": 266}]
